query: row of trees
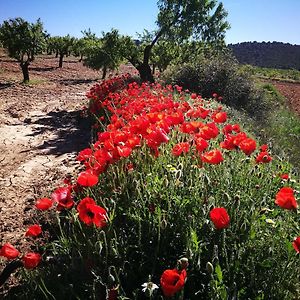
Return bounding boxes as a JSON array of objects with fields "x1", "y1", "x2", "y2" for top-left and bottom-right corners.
[{"x1": 0, "y1": 0, "x2": 229, "y2": 82}]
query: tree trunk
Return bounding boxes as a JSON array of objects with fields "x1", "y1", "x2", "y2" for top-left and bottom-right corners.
[
  {"x1": 55, "y1": 50, "x2": 58, "y2": 58},
  {"x1": 59, "y1": 54, "x2": 64, "y2": 68},
  {"x1": 102, "y1": 66, "x2": 107, "y2": 79},
  {"x1": 137, "y1": 63, "x2": 154, "y2": 83},
  {"x1": 138, "y1": 45, "x2": 155, "y2": 83},
  {"x1": 79, "y1": 54, "x2": 83, "y2": 62},
  {"x1": 20, "y1": 61, "x2": 30, "y2": 83}
]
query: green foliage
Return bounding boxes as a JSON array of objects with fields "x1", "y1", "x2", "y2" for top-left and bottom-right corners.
[
  {"x1": 0, "y1": 17, "x2": 46, "y2": 82},
  {"x1": 253, "y1": 83, "x2": 300, "y2": 170},
  {"x1": 46, "y1": 35, "x2": 75, "y2": 67},
  {"x1": 156, "y1": 0, "x2": 230, "y2": 43},
  {"x1": 8, "y1": 85, "x2": 299, "y2": 299},
  {"x1": 240, "y1": 65, "x2": 300, "y2": 83},
  {"x1": 71, "y1": 29, "x2": 99, "y2": 61},
  {"x1": 151, "y1": 40, "x2": 179, "y2": 72},
  {"x1": 0, "y1": 17, "x2": 46, "y2": 63},
  {"x1": 162, "y1": 52, "x2": 254, "y2": 109},
  {"x1": 83, "y1": 29, "x2": 125, "y2": 78}
]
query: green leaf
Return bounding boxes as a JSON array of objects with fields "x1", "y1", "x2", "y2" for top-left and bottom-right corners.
[{"x1": 215, "y1": 264, "x2": 223, "y2": 282}]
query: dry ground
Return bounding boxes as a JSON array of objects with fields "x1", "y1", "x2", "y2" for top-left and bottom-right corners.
[{"x1": 0, "y1": 52, "x2": 135, "y2": 295}]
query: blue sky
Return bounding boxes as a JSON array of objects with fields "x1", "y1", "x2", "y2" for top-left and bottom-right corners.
[{"x1": 0, "y1": 0, "x2": 299, "y2": 45}]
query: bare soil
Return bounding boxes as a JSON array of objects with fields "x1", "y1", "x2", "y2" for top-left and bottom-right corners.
[
  {"x1": 270, "y1": 80, "x2": 300, "y2": 117},
  {"x1": 0, "y1": 50, "x2": 300, "y2": 295},
  {"x1": 0, "y1": 52, "x2": 134, "y2": 295}
]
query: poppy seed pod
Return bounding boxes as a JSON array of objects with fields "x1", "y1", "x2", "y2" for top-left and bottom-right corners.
[{"x1": 108, "y1": 274, "x2": 116, "y2": 287}]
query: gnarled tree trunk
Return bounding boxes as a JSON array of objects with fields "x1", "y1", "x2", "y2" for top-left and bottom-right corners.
[{"x1": 137, "y1": 45, "x2": 155, "y2": 83}]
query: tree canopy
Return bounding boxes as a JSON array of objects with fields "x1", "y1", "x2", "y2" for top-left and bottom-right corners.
[
  {"x1": 121, "y1": 0, "x2": 230, "y2": 82},
  {"x1": 0, "y1": 17, "x2": 46, "y2": 82}
]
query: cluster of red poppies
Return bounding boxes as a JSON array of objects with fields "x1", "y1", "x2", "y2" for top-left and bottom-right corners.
[
  {"x1": 1, "y1": 76, "x2": 299, "y2": 295},
  {"x1": 0, "y1": 240, "x2": 41, "y2": 269}
]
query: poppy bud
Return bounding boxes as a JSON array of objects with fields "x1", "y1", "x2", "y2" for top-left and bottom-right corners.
[
  {"x1": 108, "y1": 274, "x2": 116, "y2": 287},
  {"x1": 161, "y1": 219, "x2": 167, "y2": 229},
  {"x1": 178, "y1": 257, "x2": 189, "y2": 270},
  {"x1": 206, "y1": 262, "x2": 214, "y2": 274}
]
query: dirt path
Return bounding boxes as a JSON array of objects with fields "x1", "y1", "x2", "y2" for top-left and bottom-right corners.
[{"x1": 0, "y1": 54, "x2": 102, "y2": 292}]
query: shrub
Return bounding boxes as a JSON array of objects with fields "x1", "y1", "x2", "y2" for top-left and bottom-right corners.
[{"x1": 162, "y1": 53, "x2": 256, "y2": 110}]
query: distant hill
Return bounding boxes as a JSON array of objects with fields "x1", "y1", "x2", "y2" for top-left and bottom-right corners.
[{"x1": 228, "y1": 41, "x2": 300, "y2": 70}]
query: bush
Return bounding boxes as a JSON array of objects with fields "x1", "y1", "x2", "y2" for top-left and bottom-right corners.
[{"x1": 162, "y1": 53, "x2": 256, "y2": 110}]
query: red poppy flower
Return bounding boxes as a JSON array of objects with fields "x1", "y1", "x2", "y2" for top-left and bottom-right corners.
[
  {"x1": 180, "y1": 122, "x2": 199, "y2": 134},
  {"x1": 233, "y1": 132, "x2": 247, "y2": 146},
  {"x1": 35, "y1": 198, "x2": 53, "y2": 210},
  {"x1": 52, "y1": 187, "x2": 74, "y2": 210},
  {"x1": 117, "y1": 145, "x2": 132, "y2": 157},
  {"x1": 172, "y1": 142, "x2": 190, "y2": 156},
  {"x1": 239, "y1": 138, "x2": 257, "y2": 155},
  {"x1": 280, "y1": 174, "x2": 289, "y2": 180},
  {"x1": 77, "y1": 171, "x2": 99, "y2": 187},
  {"x1": 292, "y1": 237, "x2": 300, "y2": 253},
  {"x1": 25, "y1": 225, "x2": 42, "y2": 237},
  {"x1": 220, "y1": 135, "x2": 236, "y2": 150},
  {"x1": 255, "y1": 151, "x2": 272, "y2": 163},
  {"x1": 77, "y1": 148, "x2": 93, "y2": 162},
  {"x1": 160, "y1": 269, "x2": 187, "y2": 297},
  {"x1": 232, "y1": 124, "x2": 240, "y2": 132},
  {"x1": 260, "y1": 144, "x2": 268, "y2": 151},
  {"x1": 212, "y1": 111, "x2": 227, "y2": 123},
  {"x1": 199, "y1": 123, "x2": 219, "y2": 140},
  {"x1": 0, "y1": 243, "x2": 20, "y2": 259},
  {"x1": 222, "y1": 124, "x2": 233, "y2": 134},
  {"x1": 195, "y1": 137, "x2": 209, "y2": 153},
  {"x1": 77, "y1": 197, "x2": 107, "y2": 228},
  {"x1": 275, "y1": 187, "x2": 298, "y2": 210},
  {"x1": 191, "y1": 93, "x2": 197, "y2": 99},
  {"x1": 22, "y1": 252, "x2": 42, "y2": 269},
  {"x1": 210, "y1": 207, "x2": 230, "y2": 229},
  {"x1": 201, "y1": 149, "x2": 223, "y2": 164}
]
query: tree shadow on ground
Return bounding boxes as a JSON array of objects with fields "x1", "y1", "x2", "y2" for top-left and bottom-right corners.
[
  {"x1": 0, "y1": 83, "x2": 14, "y2": 90},
  {"x1": 26, "y1": 109, "x2": 92, "y2": 156},
  {"x1": 30, "y1": 66, "x2": 57, "y2": 72},
  {"x1": 56, "y1": 78, "x2": 98, "y2": 86}
]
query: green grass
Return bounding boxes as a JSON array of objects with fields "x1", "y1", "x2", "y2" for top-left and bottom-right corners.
[
  {"x1": 240, "y1": 65, "x2": 300, "y2": 83},
  {"x1": 22, "y1": 78, "x2": 48, "y2": 85},
  {"x1": 224, "y1": 81, "x2": 300, "y2": 172}
]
